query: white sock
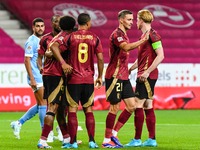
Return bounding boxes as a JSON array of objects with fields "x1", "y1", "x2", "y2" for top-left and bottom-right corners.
[
  {"x1": 103, "y1": 138, "x2": 111, "y2": 143},
  {"x1": 64, "y1": 137, "x2": 70, "y2": 143},
  {"x1": 112, "y1": 129, "x2": 118, "y2": 136}
]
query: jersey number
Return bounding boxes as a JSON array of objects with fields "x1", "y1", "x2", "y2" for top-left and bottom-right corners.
[
  {"x1": 116, "y1": 83, "x2": 123, "y2": 92},
  {"x1": 78, "y1": 43, "x2": 88, "y2": 63}
]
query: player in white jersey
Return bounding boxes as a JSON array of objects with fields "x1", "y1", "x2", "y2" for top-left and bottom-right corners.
[{"x1": 11, "y1": 18, "x2": 47, "y2": 139}]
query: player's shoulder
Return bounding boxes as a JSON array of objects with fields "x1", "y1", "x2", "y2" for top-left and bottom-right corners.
[
  {"x1": 150, "y1": 28, "x2": 161, "y2": 41},
  {"x1": 41, "y1": 32, "x2": 53, "y2": 40},
  {"x1": 26, "y1": 34, "x2": 39, "y2": 45}
]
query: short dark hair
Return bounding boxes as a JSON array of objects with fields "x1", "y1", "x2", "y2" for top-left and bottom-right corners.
[
  {"x1": 32, "y1": 18, "x2": 44, "y2": 26},
  {"x1": 118, "y1": 10, "x2": 133, "y2": 20},
  {"x1": 59, "y1": 15, "x2": 76, "y2": 31},
  {"x1": 77, "y1": 13, "x2": 91, "y2": 25},
  {"x1": 51, "y1": 15, "x2": 60, "y2": 23}
]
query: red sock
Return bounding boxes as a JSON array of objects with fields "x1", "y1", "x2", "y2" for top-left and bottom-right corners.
[
  {"x1": 68, "y1": 112, "x2": 77, "y2": 143},
  {"x1": 41, "y1": 124, "x2": 53, "y2": 140},
  {"x1": 85, "y1": 112, "x2": 95, "y2": 142},
  {"x1": 145, "y1": 108, "x2": 156, "y2": 139},
  {"x1": 114, "y1": 109, "x2": 132, "y2": 132},
  {"x1": 59, "y1": 123, "x2": 70, "y2": 139},
  {"x1": 134, "y1": 108, "x2": 144, "y2": 139},
  {"x1": 105, "y1": 112, "x2": 116, "y2": 138}
]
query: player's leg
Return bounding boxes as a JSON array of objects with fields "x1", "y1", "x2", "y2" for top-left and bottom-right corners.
[
  {"x1": 143, "y1": 99, "x2": 157, "y2": 147},
  {"x1": 34, "y1": 86, "x2": 47, "y2": 130},
  {"x1": 111, "y1": 79, "x2": 135, "y2": 147},
  {"x1": 102, "y1": 77, "x2": 121, "y2": 148},
  {"x1": 11, "y1": 104, "x2": 38, "y2": 139},
  {"x1": 61, "y1": 83, "x2": 79, "y2": 149}
]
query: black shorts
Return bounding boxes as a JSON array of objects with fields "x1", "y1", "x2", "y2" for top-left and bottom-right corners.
[
  {"x1": 135, "y1": 77, "x2": 157, "y2": 100},
  {"x1": 105, "y1": 77, "x2": 135, "y2": 102},
  {"x1": 43, "y1": 75, "x2": 67, "y2": 106},
  {"x1": 66, "y1": 84, "x2": 94, "y2": 108}
]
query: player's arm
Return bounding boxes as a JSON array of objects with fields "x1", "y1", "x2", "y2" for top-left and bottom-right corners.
[
  {"x1": 140, "y1": 42, "x2": 164, "y2": 82},
  {"x1": 51, "y1": 41, "x2": 73, "y2": 74},
  {"x1": 24, "y1": 56, "x2": 37, "y2": 89},
  {"x1": 129, "y1": 59, "x2": 138, "y2": 74},
  {"x1": 45, "y1": 51, "x2": 54, "y2": 58},
  {"x1": 119, "y1": 31, "x2": 149, "y2": 52},
  {"x1": 95, "y1": 52, "x2": 104, "y2": 90},
  {"x1": 37, "y1": 53, "x2": 44, "y2": 74}
]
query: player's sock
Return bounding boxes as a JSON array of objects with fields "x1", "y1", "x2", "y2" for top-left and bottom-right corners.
[
  {"x1": 38, "y1": 105, "x2": 47, "y2": 130},
  {"x1": 113, "y1": 109, "x2": 132, "y2": 134},
  {"x1": 134, "y1": 108, "x2": 144, "y2": 139},
  {"x1": 85, "y1": 112, "x2": 95, "y2": 142},
  {"x1": 145, "y1": 108, "x2": 156, "y2": 139},
  {"x1": 68, "y1": 112, "x2": 78, "y2": 144},
  {"x1": 59, "y1": 123, "x2": 70, "y2": 139},
  {"x1": 19, "y1": 104, "x2": 38, "y2": 125},
  {"x1": 105, "y1": 112, "x2": 116, "y2": 138},
  {"x1": 41, "y1": 124, "x2": 53, "y2": 140}
]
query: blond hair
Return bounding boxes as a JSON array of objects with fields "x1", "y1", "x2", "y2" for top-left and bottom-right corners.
[{"x1": 137, "y1": 10, "x2": 153, "y2": 23}]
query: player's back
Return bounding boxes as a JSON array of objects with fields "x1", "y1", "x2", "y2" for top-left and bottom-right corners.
[{"x1": 66, "y1": 29, "x2": 101, "y2": 84}]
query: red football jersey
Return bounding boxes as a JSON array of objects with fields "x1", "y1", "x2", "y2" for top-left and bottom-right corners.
[
  {"x1": 38, "y1": 32, "x2": 54, "y2": 55},
  {"x1": 43, "y1": 31, "x2": 69, "y2": 76},
  {"x1": 137, "y1": 28, "x2": 161, "y2": 79},
  {"x1": 61, "y1": 29, "x2": 103, "y2": 84},
  {"x1": 105, "y1": 28, "x2": 130, "y2": 80}
]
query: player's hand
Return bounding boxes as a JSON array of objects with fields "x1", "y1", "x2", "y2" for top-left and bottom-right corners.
[
  {"x1": 39, "y1": 67, "x2": 43, "y2": 74},
  {"x1": 94, "y1": 78, "x2": 103, "y2": 90},
  {"x1": 30, "y1": 79, "x2": 37, "y2": 90},
  {"x1": 62, "y1": 63, "x2": 73, "y2": 75},
  {"x1": 45, "y1": 51, "x2": 54, "y2": 58},
  {"x1": 139, "y1": 71, "x2": 149, "y2": 82}
]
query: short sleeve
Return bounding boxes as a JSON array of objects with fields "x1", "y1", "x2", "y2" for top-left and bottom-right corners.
[{"x1": 25, "y1": 40, "x2": 34, "y2": 57}]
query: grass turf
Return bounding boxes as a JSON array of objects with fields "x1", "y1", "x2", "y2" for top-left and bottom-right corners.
[{"x1": 0, "y1": 109, "x2": 200, "y2": 150}]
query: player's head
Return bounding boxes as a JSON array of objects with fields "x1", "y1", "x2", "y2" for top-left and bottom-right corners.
[
  {"x1": 118, "y1": 10, "x2": 133, "y2": 30},
  {"x1": 137, "y1": 10, "x2": 153, "y2": 30},
  {"x1": 32, "y1": 18, "x2": 45, "y2": 37},
  {"x1": 77, "y1": 13, "x2": 91, "y2": 30},
  {"x1": 59, "y1": 15, "x2": 76, "y2": 32},
  {"x1": 51, "y1": 15, "x2": 61, "y2": 33}
]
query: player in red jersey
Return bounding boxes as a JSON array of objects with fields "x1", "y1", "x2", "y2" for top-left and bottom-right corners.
[
  {"x1": 125, "y1": 10, "x2": 164, "y2": 147},
  {"x1": 102, "y1": 10, "x2": 149, "y2": 148},
  {"x1": 37, "y1": 15, "x2": 76, "y2": 149},
  {"x1": 51, "y1": 13, "x2": 104, "y2": 149}
]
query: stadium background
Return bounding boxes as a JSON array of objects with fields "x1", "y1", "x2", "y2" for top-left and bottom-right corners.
[{"x1": 0, "y1": 0, "x2": 199, "y2": 111}]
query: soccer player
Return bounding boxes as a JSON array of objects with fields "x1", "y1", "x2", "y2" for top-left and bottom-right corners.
[
  {"x1": 51, "y1": 13, "x2": 104, "y2": 149},
  {"x1": 125, "y1": 10, "x2": 164, "y2": 147},
  {"x1": 102, "y1": 10, "x2": 149, "y2": 148},
  {"x1": 37, "y1": 14, "x2": 63, "y2": 142},
  {"x1": 10, "y1": 18, "x2": 46, "y2": 139},
  {"x1": 37, "y1": 15, "x2": 76, "y2": 149}
]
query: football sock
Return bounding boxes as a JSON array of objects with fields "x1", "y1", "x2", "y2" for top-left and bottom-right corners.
[
  {"x1": 68, "y1": 112, "x2": 78, "y2": 144},
  {"x1": 19, "y1": 104, "x2": 38, "y2": 125},
  {"x1": 38, "y1": 105, "x2": 47, "y2": 130},
  {"x1": 145, "y1": 108, "x2": 156, "y2": 139},
  {"x1": 41, "y1": 124, "x2": 53, "y2": 140},
  {"x1": 113, "y1": 109, "x2": 132, "y2": 133},
  {"x1": 59, "y1": 123, "x2": 70, "y2": 139},
  {"x1": 105, "y1": 112, "x2": 116, "y2": 138},
  {"x1": 85, "y1": 112, "x2": 95, "y2": 142},
  {"x1": 134, "y1": 108, "x2": 144, "y2": 139}
]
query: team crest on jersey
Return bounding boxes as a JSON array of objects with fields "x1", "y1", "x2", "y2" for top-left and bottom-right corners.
[
  {"x1": 117, "y1": 37, "x2": 123, "y2": 42},
  {"x1": 27, "y1": 45, "x2": 32, "y2": 51}
]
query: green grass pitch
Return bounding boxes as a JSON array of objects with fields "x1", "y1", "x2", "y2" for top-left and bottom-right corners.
[{"x1": 0, "y1": 109, "x2": 200, "y2": 150}]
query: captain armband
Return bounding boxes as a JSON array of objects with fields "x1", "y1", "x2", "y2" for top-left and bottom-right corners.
[{"x1": 152, "y1": 41, "x2": 162, "y2": 50}]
